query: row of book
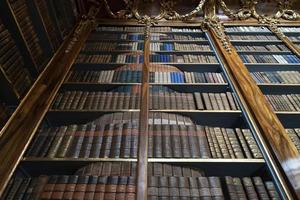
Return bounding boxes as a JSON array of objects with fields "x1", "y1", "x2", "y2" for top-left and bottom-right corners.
[
  {"x1": 265, "y1": 94, "x2": 300, "y2": 112},
  {"x1": 83, "y1": 42, "x2": 144, "y2": 51},
  {"x1": 287, "y1": 35, "x2": 300, "y2": 42},
  {"x1": 0, "y1": 19, "x2": 33, "y2": 97},
  {"x1": 0, "y1": 102, "x2": 10, "y2": 129},
  {"x1": 95, "y1": 26, "x2": 202, "y2": 33},
  {"x1": 279, "y1": 27, "x2": 300, "y2": 32},
  {"x1": 287, "y1": 129, "x2": 300, "y2": 152},
  {"x1": 87, "y1": 32, "x2": 206, "y2": 41},
  {"x1": 89, "y1": 33, "x2": 145, "y2": 41},
  {"x1": 226, "y1": 26, "x2": 271, "y2": 32},
  {"x1": 9, "y1": 0, "x2": 45, "y2": 68},
  {"x1": 234, "y1": 44, "x2": 290, "y2": 52},
  {"x1": 75, "y1": 54, "x2": 219, "y2": 64},
  {"x1": 66, "y1": 69, "x2": 226, "y2": 84},
  {"x1": 149, "y1": 43, "x2": 211, "y2": 51},
  {"x1": 4, "y1": 175, "x2": 280, "y2": 200},
  {"x1": 240, "y1": 54, "x2": 300, "y2": 64},
  {"x1": 51, "y1": 88, "x2": 240, "y2": 111},
  {"x1": 228, "y1": 35, "x2": 278, "y2": 41},
  {"x1": 26, "y1": 112, "x2": 261, "y2": 159},
  {"x1": 251, "y1": 71, "x2": 300, "y2": 84},
  {"x1": 149, "y1": 54, "x2": 218, "y2": 63},
  {"x1": 150, "y1": 33, "x2": 206, "y2": 41},
  {"x1": 75, "y1": 54, "x2": 144, "y2": 64},
  {"x1": 3, "y1": 162, "x2": 280, "y2": 200},
  {"x1": 52, "y1": 87, "x2": 141, "y2": 110},
  {"x1": 35, "y1": 0, "x2": 61, "y2": 50}
]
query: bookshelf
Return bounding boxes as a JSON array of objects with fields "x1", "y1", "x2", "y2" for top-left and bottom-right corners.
[
  {"x1": 225, "y1": 25, "x2": 300, "y2": 134},
  {"x1": 0, "y1": 23, "x2": 284, "y2": 199}
]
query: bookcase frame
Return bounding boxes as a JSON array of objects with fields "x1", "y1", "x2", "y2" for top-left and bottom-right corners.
[{"x1": 0, "y1": 2, "x2": 300, "y2": 199}]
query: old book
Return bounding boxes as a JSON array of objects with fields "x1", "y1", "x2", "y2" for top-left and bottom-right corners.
[
  {"x1": 51, "y1": 175, "x2": 69, "y2": 199},
  {"x1": 56, "y1": 125, "x2": 77, "y2": 158},
  {"x1": 179, "y1": 125, "x2": 191, "y2": 158},
  {"x1": 214, "y1": 127, "x2": 230, "y2": 158},
  {"x1": 89, "y1": 124, "x2": 105, "y2": 158},
  {"x1": 208, "y1": 177, "x2": 224, "y2": 199},
  {"x1": 170, "y1": 125, "x2": 182, "y2": 158},
  {"x1": 40, "y1": 176, "x2": 59, "y2": 199},
  {"x1": 79, "y1": 123, "x2": 96, "y2": 158},
  {"x1": 161, "y1": 124, "x2": 172, "y2": 158},
  {"x1": 196, "y1": 125, "x2": 211, "y2": 158},
  {"x1": 235, "y1": 128, "x2": 252, "y2": 158},
  {"x1": 252, "y1": 177, "x2": 270, "y2": 199},
  {"x1": 205, "y1": 126, "x2": 216, "y2": 158},
  {"x1": 221, "y1": 128, "x2": 235, "y2": 158},
  {"x1": 225, "y1": 128, "x2": 244, "y2": 159},
  {"x1": 187, "y1": 125, "x2": 201, "y2": 158},
  {"x1": 110, "y1": 123, "x2": 123, "y2": 158},
  {"x1": 226, "y1": 92, "x2": 238, "y2": 110},
  {"x1": 209, "y1": 93, "x2": 219, "y2": 110},
  {"x1": 168, "y1": 177, "x2": 179, "y2": 198},
  {"x1": 93, "y1": 176, "x2": 107, "y2": 200},
  {"x1": 233, "y1": 177, "x2": 247, "y2": 199},
  {"x1": 202, "y1": 93, "x2": 212, "y2": 110},
  {"x1": 194, "y1": 92, "x2": 204, "y2": 110},
  {"x1": 242, "y1": 129, "x2": 262, "y2": 158},
  {"x1": 242, "y1": 177, "x2": 259, "y2": 199},
  {"x1": 153, "y1": 124, "x2": 162, "y2": 158},
  {"x1": 208, "y1": 127, "x2": 222, "y2": 158},
  {"x1": 104, "y1": 176, "x2": 118, "y2": 200},
  {"x1": 100, "y1": 123, "x2": 114, "y2": 158},
  {"x1": 85, "y1": 176, "x2": 98, "y2": 199},
  {"x1": 225, "y1": 176, "x2": 239, "y2": 200},
  {"x1": 47, "y1": 126, "x2": 68, "y2": 158}
]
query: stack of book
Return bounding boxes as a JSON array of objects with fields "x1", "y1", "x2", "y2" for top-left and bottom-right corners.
[
  {"x1": 234, "y1": 44, "x2": 290, "y2": 52},
  {"x1": 51, "y1": 86, "x2": 239, "y2": 111},
  {"x1": 3, "y1": 162, "x2": 280, "y2": 200},
  {"x1": 265, "y1": 94, "x2": 300, "y2": 111},
  {"x1": 228, "y1": 35, "x2": 278, "y2": 41},
  {"x1": 150, "y1": 43, "x2": 211, "y2": 51},
  {"x1": 150, "y1": 33, "x2": 206, "y2": 41},
  {"x1": 27, "y1": 112, "x2": 262, "y2": 159},
  {"x1": 52, "y1": 86, "x2": 141, "y2": 110},
  {"x1": 184, "y1": 72, "x2": 226, "y2": 83},
  {"x1": 240, "y1": 54, "x2": 300, "y2": 64},
  {"x1": 88, "y1": 33, "x2": 144, "y2": 41},
  {"x1": 8, "y1": 0, "x2": 45, "y2": 68},
  {"x1": 279, "y1": 27, "x2": 300, "y2": 32},
  {"x1": 286, "y1": 128, "x2": 300, "y2": 152},
  {"x1": 82, "y1": 42, "x2": 144, "y2": 51},
  {"x1": 0, "y1": 102, "x2": 10, "y2": 129},
  {"x1": 225, "y1": 176, "x2": 280, "y2": 199},
  {"x1": 193, "y1": 92, "x2": 240, "y2": 110},
  {"x1": 251, "y1": 71, "x2": 300, "y2": 84},
  {"x1": 34, "y1": 0, "x2": 61, "y2": 50},
  {"x1": 226, "y1": 26, "x2": 271, "y2": 32},
  {"x1": 149, "y1": 54, "x2": 218, "y2": 63},
  {"x1": 75, "y1": 53, "x2": 144, "y2": 64},
  {"x1": 0, "y1": 19, "x2": 33, "y2": 97}
]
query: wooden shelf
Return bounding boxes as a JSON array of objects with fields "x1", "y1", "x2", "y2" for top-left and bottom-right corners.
[
  {"x1": 237, "y1": 51, "x2": 292, "y2": 55},
  {"x1": 62, "y1": 82, "x2": 228, "y2": 92},
  {"x1": 231, "y1": 40, "x2": 283, "y2": 43},
  {"x1": 20, "y1": 157, "x2": 266, "y2": 177}
]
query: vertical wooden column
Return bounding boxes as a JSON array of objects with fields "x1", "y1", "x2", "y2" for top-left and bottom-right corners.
[
  {"x1": 209, "y1": 28, "x2": 300, "y2": 199},
  {"x1": 136, "y1": 23, "x2": 150, "y2": 200}
]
